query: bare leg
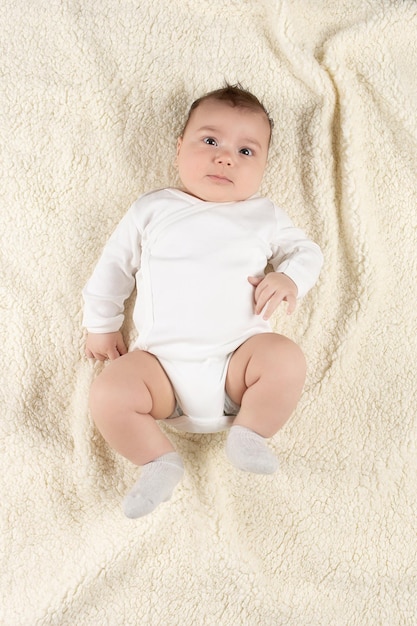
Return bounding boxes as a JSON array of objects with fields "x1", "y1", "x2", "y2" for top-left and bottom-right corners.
[
  {"x1": 225, "y1": 333, "x2": 306, "y2": 473},
  {"x1": 89, "y1": 350, "x2": 177, "y2": 465},
  {"x1": 90, "y1": 350, "x2": 184, "y2": 517}
]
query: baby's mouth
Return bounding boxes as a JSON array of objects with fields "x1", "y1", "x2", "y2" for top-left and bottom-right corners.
[{"x1": 207, "y1": 174, "x2": 233, "y2": 184}]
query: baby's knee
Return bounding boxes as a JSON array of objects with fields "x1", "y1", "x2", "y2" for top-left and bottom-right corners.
[
  {"x1": 286, "y1": 339, "x2": 306, "y2": 375},
  {"x1": 269, "y1": 335, "x2": 306, "y2": 382},
  {"x1": 89, "y1": 373, "x2": 117, "y2": 420}
]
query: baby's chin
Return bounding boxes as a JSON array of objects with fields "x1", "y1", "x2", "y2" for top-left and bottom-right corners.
[{"x1": 178, "y1": 184, "x2": 255, "y2": 203}]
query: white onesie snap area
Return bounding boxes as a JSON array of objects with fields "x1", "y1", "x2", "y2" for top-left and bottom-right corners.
[
  {"x1": 158, "y1": 355, "x2": 238, "y2": 433},
  {"x1": 166, "y1": 414, "x2": 235, "y2": 434}
]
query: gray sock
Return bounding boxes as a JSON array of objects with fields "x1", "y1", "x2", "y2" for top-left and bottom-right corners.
[
  {"x1": 226, "y1": 425, "x2": 278, "y2": 474},
  {"x1": 122, "y1": 452, "x2": 184, "y2": 519}
]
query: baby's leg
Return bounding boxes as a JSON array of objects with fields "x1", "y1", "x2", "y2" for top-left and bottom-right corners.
[
  {"x1": 225, "y1": 333, "x2": 306, "y2": 473},
  {"x1": 90, "y1": 350, "x2": 176, "y2": 464},
  {"x1": 89, "y1": 350, "x2": 183, "y2": 517}
]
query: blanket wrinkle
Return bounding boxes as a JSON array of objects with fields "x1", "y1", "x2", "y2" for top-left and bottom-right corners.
[{"x1": 2, "y1": 1, "x2": 417, "y2": 624}]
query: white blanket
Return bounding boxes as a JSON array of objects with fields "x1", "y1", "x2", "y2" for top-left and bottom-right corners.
[{"x1": 2, "y1": 1, "x2": 417, "y2": 623}]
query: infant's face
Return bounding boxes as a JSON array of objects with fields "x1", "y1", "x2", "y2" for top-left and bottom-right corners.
[{"x1": 176, "y1": 99, "x2": 270, "y2": 202}]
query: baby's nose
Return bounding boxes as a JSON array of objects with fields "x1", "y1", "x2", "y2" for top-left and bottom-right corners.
[{"x1": 215, "y1": 150, "x2": 233, "y2": 166}]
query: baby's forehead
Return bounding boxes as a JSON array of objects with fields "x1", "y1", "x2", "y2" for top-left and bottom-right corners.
[
  {"x1": 191, "y1": 98, "x2": 259, "y2": 119},
  {"x1": 186, "y1": 99, "x2": 271, "y2": 137}
]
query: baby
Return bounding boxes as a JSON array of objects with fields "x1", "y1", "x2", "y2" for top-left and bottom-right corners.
[{"x1": 83, "y1": 84, "x2": 323, "y2": 518}]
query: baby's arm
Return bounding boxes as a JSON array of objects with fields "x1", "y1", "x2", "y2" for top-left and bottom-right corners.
[
  {"x1": 248, "y1": 273, "x2": 298, "y2": 320},
  {"x1": 252, "y1": 203, "x2": 323, "y2": 319},
  {"x1": 82, "y1": 206, "x2": 142, "y2": 359},
  {"x1": 267, "y1": 205, "x2": 323, "y2": 307},
  {"x1": 85, "y1": 331, "x2": 128, "y2": 361}
]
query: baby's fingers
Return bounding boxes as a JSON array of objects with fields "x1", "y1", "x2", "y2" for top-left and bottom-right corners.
[
  {"x1": 85, "y1": 348, "x2": 107, "y2": 361},
  {"x1": 248, "y1": 276, "x2": 268, "y2": 310},
  {"x1": 116, "y1": 340, "x2": 128, "y2": 356},
  {"x1": 248, "y1": 275, "x2": 263, "y2": 288},
  {"x1": 260, "y1": 291, "x2": 297, "y2": 320},
  {"x1": 260, "y1": 292, "x2": 284, "y2": 320},
  {"x1": 107, "y1": 346, "x2": 122, "y2": 360},
  {"x1": 284, "y1": 293, "x2": 297, "y2": 315}
]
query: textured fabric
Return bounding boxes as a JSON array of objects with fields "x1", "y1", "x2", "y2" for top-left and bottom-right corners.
[{"x1": 2, "y1": 1, "x2": 417, "y2": 624}]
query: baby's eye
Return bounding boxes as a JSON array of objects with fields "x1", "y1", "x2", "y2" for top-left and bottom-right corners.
[
  {"x1": 239, "y1": 147, "x2": 253, "y2": 156},
  {"x1": 203, "y1": 137, "x2": 217, "y2": 146}
]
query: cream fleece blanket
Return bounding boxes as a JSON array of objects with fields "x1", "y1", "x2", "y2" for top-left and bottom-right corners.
[{"x1": 2, "y1": 1, "x2": 417, "y2": 624}]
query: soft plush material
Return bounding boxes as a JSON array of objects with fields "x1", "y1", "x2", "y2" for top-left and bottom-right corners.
[{"x1": 2, "y1": 1, "x2": 417, "y2": 624}]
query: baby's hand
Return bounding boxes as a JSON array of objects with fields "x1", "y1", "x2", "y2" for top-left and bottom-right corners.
[
  {"x1": 248, "y1": 273, "x2": 298, "y2": 320},
  {"x1": 85, "y1": 331, "x2": 128, "y2": 361}
]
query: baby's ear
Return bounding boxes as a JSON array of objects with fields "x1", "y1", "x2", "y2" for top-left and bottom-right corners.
[{"x1": 176, "y1": 137, "x2": 183, "y2": 156}]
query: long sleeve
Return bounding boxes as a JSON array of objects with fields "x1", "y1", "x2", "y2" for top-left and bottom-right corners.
[
  {"x1": 82, "y1": 206, "x2": 142, "y2": 333},
  {"x1": 270, "y1": 204, "x2": 323, "y2": 299}
]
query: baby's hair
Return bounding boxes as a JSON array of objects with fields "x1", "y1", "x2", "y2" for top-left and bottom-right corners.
[{"x1": 181, "y1": 83, "x2": 274, "y2": 141}]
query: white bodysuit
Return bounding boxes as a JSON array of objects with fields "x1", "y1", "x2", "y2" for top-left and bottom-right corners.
[{"x1": 83, "y1": 188, "x2": 323, "y2": 431}]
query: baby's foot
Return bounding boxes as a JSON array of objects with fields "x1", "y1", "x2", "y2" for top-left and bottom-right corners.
[
  {"x1": 122, "y1": 452, "x2": 184, "y2": 518},
  {"x1": 226, "y1": 425, "x2": 278, "y2": 474}
]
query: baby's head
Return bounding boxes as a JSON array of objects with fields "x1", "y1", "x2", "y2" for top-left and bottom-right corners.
[
  {"x1": 176, "y1": 84, "x2": 273, "y2": 203},
  {"x1": 181, "y1": 85, "x2": 274, "y2": 143}
]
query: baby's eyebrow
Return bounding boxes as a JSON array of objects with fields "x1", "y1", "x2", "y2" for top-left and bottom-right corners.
[
  {"x1": 240, "y1": 137, "x2": 262, "y2": 150},
  {"x1": 196, "y1": 126, "x2": 219, "y2": 135}
]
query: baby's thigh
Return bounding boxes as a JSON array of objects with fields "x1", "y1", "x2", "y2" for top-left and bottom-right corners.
[
  {"x1": 89, "y1": 350, "x2": 176, "y2": 419},
  {"x1": 226, "y1": 333, "x2": 306, "y2": 402}
]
